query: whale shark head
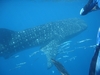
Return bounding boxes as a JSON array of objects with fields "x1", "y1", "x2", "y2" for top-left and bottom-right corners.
[{"x1": 0, "y1": 18, "x2": 87, "y2": 68}]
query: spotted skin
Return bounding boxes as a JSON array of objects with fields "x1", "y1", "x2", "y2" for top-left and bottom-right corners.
[{"x1": 0, "y1": 18, "x2": 87, "y2": 68}]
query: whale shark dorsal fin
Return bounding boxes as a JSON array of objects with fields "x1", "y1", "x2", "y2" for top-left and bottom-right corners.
[{"x1": 0, "y1": 28, "x2": 15, "y2": 45}]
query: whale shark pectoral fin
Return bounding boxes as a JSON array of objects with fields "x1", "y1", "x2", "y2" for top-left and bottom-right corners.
[
  {"x1": 41, "y1": 40, "x2": 59, "y2": 69},
  {"x1": 0, "y1": 28, "x2": 15, "y2": 45}
]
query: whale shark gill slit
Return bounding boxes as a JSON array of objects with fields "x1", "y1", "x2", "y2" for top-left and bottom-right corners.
[{"x1": 0, "y1": 18, "x2": 87, "y2": 68}]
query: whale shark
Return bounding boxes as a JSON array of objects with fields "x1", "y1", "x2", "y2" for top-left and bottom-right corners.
[{"x1": 0, "y1": 18, "x2": 87, "y2": 68}]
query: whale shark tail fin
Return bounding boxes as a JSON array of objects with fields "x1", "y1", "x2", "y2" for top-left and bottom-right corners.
[
  {"x1": 0, "y1": 28, "x2": 15, "y2": 45},
  {"x1": 0, "y1": 28, "x2": 16, "y2": 59}
]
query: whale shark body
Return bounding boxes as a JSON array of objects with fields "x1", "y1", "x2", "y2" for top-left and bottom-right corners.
[{"x1": 0, "y1": 18, "x2": 87, "y2": 68}]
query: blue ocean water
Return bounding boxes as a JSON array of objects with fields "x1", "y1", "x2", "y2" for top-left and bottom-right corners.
[{"x1": 0, "y1": 0, "x2": 100, "y2": 75}]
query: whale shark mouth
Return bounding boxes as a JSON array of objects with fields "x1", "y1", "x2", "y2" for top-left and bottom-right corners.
[{"x1": 0, "y1": 18, "x2": 87, "y2": 68}]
